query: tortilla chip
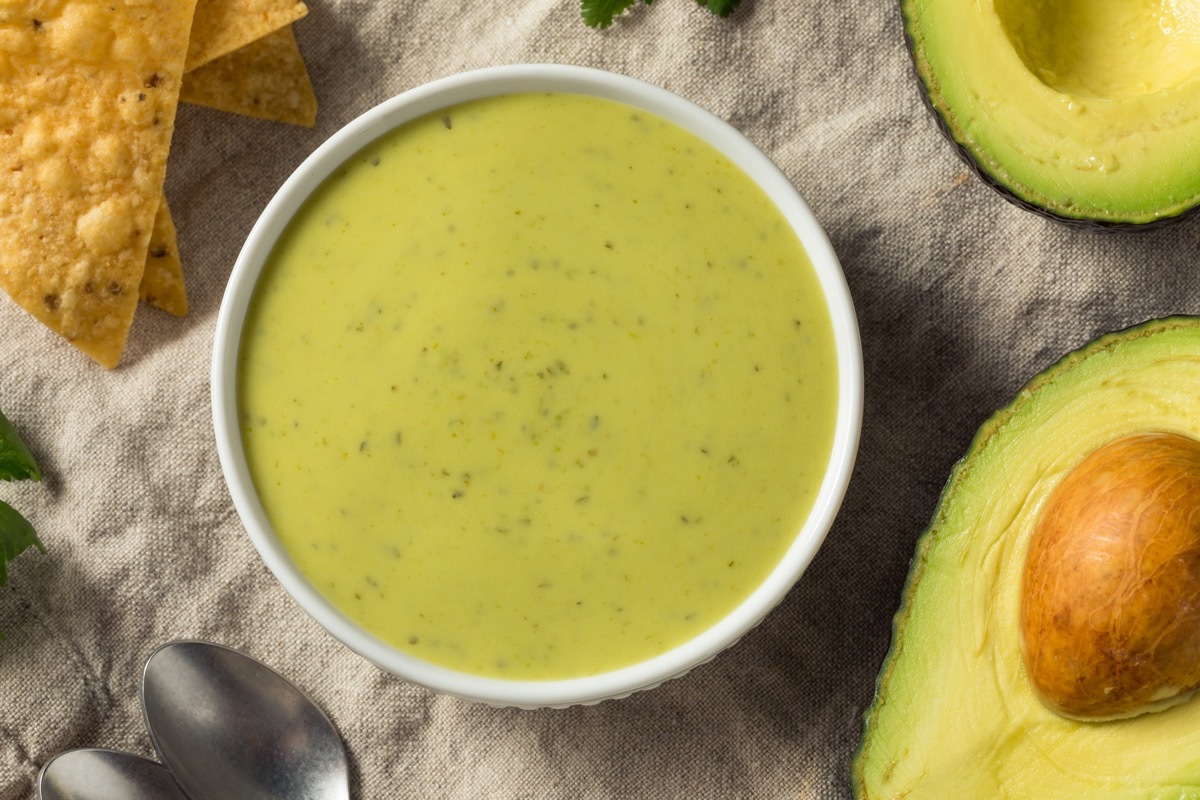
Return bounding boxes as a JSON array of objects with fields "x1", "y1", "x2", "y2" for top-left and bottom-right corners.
[
  {"x1": 139, "y1": 195, "x2": 188, "y2": 317},
  {"x1": 0, "y1": 1, "x2": 198, "y2": 368},
  {"x1": 181, "y1": 26, "x2": 317, "y2": 127},
  {"x1": 186, "y1": 0, "x2": 307, "y2": 72}
]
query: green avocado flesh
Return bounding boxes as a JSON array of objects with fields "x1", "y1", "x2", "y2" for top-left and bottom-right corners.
[
  {"x1": 904, "y1": 0, "x2": 1200, "y2": 224},
  {"x1": 854, "y1": 318, "x2": 1200, "y2": 799}
]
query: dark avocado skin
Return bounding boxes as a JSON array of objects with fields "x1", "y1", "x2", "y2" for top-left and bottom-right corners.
[
  {"x1": 899, "y1": 2, "x2": 1195, "y2": 231},
  {"x1": 851, "y1": 316, "x2": 1200, "y2": 798}
]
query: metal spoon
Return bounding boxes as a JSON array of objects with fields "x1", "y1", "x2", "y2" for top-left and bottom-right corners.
[
  {"x1": 38, "y1": 748, "x2": 190, "y2": 800},
  {"x1": 141, "y1": 640, "x2": 350, "y2": 800}
]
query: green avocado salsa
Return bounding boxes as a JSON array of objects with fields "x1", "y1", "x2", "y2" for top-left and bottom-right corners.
[{"x1": 238, "y1": 92, "x2": 838, "y2": 680}]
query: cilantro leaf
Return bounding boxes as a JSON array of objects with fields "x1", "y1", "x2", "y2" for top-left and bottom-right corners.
[
  {"x1": 0, "y1": 499, "x2": 44, "y2": 587},
  {"x1": 582, "y1": 0, "x2": 740, "y2": 27},
  {"x1": 696, "y1": 0, "x2": 741, "y2": 16},
  {"x1": 581, "y1": 0, "x2": 653, "y2": 29},
  {"x1": 0, "y1": 409, "x2": 40, "y2": 482}
]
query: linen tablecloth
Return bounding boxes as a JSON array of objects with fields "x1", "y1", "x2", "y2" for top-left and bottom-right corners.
[{"x1": 3, "y1": 1, "x2": 1196, "y2": 797}]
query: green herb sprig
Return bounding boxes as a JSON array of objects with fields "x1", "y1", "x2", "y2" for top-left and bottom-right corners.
[
  {"x1": 0, "y1": 409, "x2": 44, "y2": 633},
  {"x1": 582, "y1": 0, "x2": 742, "y2": 29}
]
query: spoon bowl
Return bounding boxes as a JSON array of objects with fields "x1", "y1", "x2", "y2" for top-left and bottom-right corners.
[
  {"x1": 141, "y1": 640, "x2": 350, "y2": 800},
  {"x1": 38, "y1": 749, "x2": 189, "y2": 800}
]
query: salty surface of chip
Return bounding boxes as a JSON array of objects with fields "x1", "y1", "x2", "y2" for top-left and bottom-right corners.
[
  {"x1": 0, "y1": 0, "x2": 198, "y2": 367},
  {"x1": 186, "y1": 0, "x2": 307, "y2": 72},
  {"x1": 182, "y1": 25, "x2": 317, "y2": 127}
]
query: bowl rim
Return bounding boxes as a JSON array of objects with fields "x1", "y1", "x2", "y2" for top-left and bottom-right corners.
[{"x1": 211, "y1": 63, "x2": 863, "y2": 708}]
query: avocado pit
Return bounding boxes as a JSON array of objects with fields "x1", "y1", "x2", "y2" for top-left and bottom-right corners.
[{"x1": 1020, "y1": 431, "x2": 1200, "y2": 720}]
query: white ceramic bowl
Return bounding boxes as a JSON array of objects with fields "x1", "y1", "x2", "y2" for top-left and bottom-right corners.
[{"x1": 212, "y1": 64, "x2": 862, "y2": 708}]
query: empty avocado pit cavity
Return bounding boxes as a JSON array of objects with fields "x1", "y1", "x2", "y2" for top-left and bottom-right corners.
[
  {"x1": 904, "y1": 0, "x2": 1200, "y2": 223},
  {"x1": 1020, "y1": 431, "x2": 1200, "y2": 720},
  {"x1": 994, "y1": 0, "x2": 1200, "y2": 99}
]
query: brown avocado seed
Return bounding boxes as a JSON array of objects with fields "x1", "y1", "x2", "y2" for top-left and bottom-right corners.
[{"x1": 1020, "y1": 431, "x2": 1200, "y2": 720}]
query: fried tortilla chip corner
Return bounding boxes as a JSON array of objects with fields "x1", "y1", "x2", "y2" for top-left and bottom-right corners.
[
  {"x1": 139, "y1": 194, "x2": 189, "y2": 317},
  {"x1": 181, "y1": 25, "x2": 317, "y2": 127}
]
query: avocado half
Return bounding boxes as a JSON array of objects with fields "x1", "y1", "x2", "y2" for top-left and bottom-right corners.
[
  {"x1": 854, "y1": 317, "x2": 1200, "y2": 798},
  {"x1": 904, "y1": 0, "x2": 1200, "y2": 226}
]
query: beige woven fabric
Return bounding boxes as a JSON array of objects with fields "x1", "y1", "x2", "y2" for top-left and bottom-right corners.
[{"x1": 2, "y1": 1, "x2": 1198, "y2": 798}]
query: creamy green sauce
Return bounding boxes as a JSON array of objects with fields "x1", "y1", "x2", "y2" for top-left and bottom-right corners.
[{"x1": 238, "y1": 92, "x2": 838, "y2": 680}]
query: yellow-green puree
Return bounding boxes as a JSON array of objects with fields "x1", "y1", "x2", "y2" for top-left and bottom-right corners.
[{"x1": 238, "y1": 92, "x2": 838, "y2": 680}]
